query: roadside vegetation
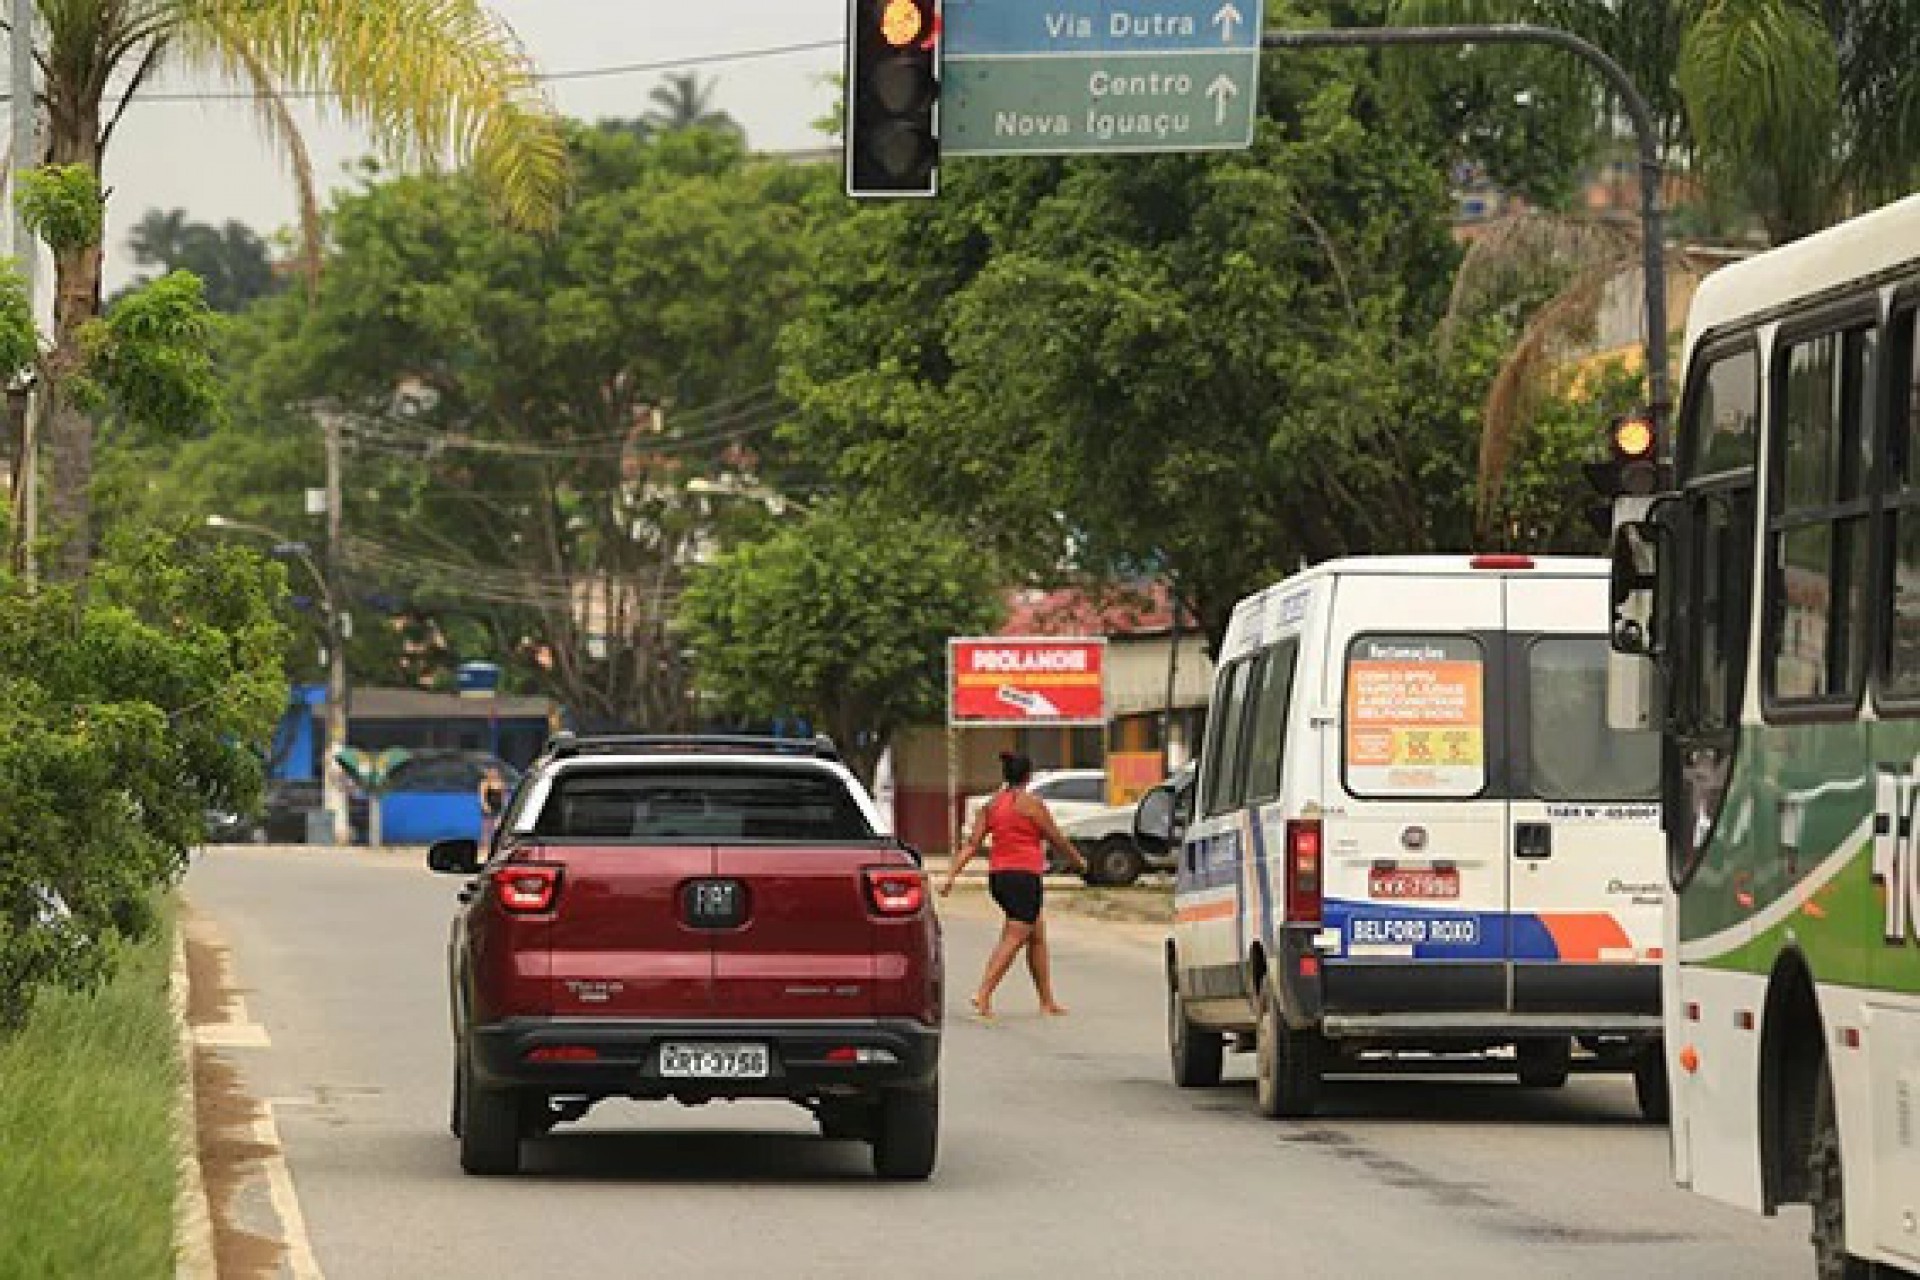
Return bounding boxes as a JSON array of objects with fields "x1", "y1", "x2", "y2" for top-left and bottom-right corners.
[{"x1": 0, "y1": 912, "x2": 180, "y2": 1277}]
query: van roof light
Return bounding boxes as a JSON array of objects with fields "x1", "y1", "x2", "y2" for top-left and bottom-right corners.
[{"x1": 1470, "y1": 554, "x2": 1535, "y2": 571}]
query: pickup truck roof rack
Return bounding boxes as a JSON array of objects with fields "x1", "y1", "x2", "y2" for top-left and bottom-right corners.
[{"x1": 542, "y1": 732, "x2": 842, "y2": 763}]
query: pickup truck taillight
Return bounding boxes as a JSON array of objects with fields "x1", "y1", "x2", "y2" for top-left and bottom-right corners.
[
  {"x1": 494, "y1": 864, "x2": 562, "y2": 913},
  {"x1": 863, "y1": 868, "x2": 925, "y2": 917}
]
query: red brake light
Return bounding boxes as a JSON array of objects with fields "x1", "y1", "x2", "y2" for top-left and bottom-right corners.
[
  {"x1": 1285, "y1": 819, "x2": 1322, "y2": 923},
  {"x1": 1470, "y1": 554, "x2": 1535, "y2": 571},
  {"x1": 526, "y1": 1045, "x2": 598, "y2": 1063},
  {"x1": 863, "y1": 868, "x2": 925, "y2": 917},
  {"x1": 494, "y1": 864, "x2": 562, "y2": 913},
  {"x1": 826, "y1": 1046, "x2": 860, "y2": 1063}
]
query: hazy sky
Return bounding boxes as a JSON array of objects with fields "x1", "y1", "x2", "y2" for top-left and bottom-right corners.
[{"x1": 76, "y1": 1, "x2": 846, "y2": 288}]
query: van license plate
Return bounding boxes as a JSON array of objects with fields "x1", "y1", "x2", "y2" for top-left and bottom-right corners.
[
  {"x1": 1369, "y1": 868, "x2": 1460, "y2": 900},
  {"x1": 658, "y1": 1044, "x2": 770, "y2": 1079}
]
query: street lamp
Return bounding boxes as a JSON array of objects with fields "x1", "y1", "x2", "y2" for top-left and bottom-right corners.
[{"x1": 207, "y1": 513, "x2": 351, "y2": 846}]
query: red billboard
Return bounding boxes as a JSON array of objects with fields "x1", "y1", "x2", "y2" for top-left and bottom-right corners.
[{"x1": 949, "y1": 637, "x2": 1106, "y2": 725}]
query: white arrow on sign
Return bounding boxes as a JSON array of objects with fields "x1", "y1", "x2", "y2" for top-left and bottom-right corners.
[
  {"x1": 1207, "y1": 74, "x2": 1239, "y2": 125},
  {"x1": 1212, "y1": 2, "x2": 1244, "y2": 43}
]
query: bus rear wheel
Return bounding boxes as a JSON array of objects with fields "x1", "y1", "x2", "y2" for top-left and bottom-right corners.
[
  {"x1": 1516, "y1": 1037, "x2": 1572, "y2": 1089},
  {"x1": 1810, "y1": 1060, "x2": 1870, "y2": 1280}
]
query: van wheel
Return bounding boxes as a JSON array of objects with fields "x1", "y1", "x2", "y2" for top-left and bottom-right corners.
[
  {"x1": 1254, "y1": 984, "x2": 1322, "y2": 1118},
  {"x1": 1168, "y1": 971, "x2": 1223, "y2": 1088},
  {"x1": 449, "y1": 1054, "x2": 464, "y2": 1138},
  {"x1": 1087, "y1": 838, "x2": 1144, "y2": 888},
  {"x1": 1810, "y1": 1060, "x2": 1870, "y2": 1280},
  {"x1": 1516, "y1": 1038, "x2": 1572, "y2": 1089},
  {"x1": 457, "y1": 1042, "x2": 525, "y2": 1175},
  {"x1": 1632, "y1": 1044, "x2": 1670, "y2": 1123},
  {"x1": 872, "y1": 1080, "x2": 939, "y2": 1180}
]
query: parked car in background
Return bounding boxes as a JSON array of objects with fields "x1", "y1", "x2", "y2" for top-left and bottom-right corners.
[
  {"x1": 350, "y1": 750, "x2": 520, "y2": 845},
  {"x1": 961, "y1": 768, "x2": 1108, "y2": 843},
  {"x1": 1061, "y1": 764, "x2": 1192, "y2": 886}
]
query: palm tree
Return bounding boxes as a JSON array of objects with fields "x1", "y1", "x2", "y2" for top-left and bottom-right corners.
[
  {"x1": 23, "y1": 0, "x2": 569, "y2": 579},
  {"x1": 642, "y1": 72, "x2": 742, "y2": 137}
]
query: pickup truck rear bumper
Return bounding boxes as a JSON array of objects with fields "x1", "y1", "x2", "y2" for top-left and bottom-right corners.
[{"x1": 468, "y1": 1017, "x2": 941, "y2": 1097}]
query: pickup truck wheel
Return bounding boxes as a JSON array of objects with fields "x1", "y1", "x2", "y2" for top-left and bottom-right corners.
[
  {"x1": 1516, "y1": 1037, "x2": 1573, "y2": 1089},
  {"x1": 1168, "y1": 970, "x2": 1223, "y2": 1087},
  {"x1": 1086, "y1": 838, "x2": 1144, "y2": 888},
  {"x1": 1632, "y1": 1044, "x2": 1670, "y2": 1123},
  {"x1": 458, "y1": 1042, "x2": 524, "y2": 1176},
  {"x1": 871, "y1": 1081, "x2": 939, "y2": 1181},
  {"x1": 1254, "y1": 984, "x2": 1322, "y2": 1118}
]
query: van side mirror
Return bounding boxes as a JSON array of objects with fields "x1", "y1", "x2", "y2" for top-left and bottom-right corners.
[
  {"x1": 1134, "y1": 778, "x2": 1193, "y2": 857},
  {"x1": 427, "y1": 838, "x2": 481, "y2": 875}
]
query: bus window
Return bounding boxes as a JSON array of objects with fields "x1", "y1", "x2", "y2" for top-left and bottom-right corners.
[
  {"x1": 1527, "y1": 638, "x2": 1659, "y2": 801},
  {"x1": 1682, "y1": 347, "x2": 1760, "y2": 481},
  {"x1": 1885, "y1": 308, "x2": 1920, "y2": 698},
  {"x1": 1766, "y1": 326, "x2": 1875, "y2": 706}
]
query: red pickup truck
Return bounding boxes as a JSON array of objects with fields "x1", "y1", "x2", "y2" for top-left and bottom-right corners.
[{"x1": 427, "y1": 735, "x2": 942, "y2": 1179}]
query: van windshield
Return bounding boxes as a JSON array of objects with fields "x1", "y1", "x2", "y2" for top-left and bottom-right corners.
[{"x1": 1527, "y1": 638, "x2": 1660, "y2": 801}]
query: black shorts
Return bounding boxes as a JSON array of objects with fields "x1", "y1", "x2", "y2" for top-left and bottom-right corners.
[{"x1": 988, "y1": 871, "x2": 1044, "y2": 925}]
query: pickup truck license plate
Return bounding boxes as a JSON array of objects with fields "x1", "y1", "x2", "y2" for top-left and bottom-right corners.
[
  {"x1": 1368, "y1": 868, "x2": 1461, "y2": 900},
  {"x1": 658, "y1": 1043, "x2": 770, "y2": 1079}
]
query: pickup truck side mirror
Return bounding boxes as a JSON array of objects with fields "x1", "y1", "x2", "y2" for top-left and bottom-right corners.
[
  {"x1": 1134, "y1": 782, "x2": 1189, "y2": 858},
  {"x1": 427, "y1": 838, "x2": 482, "y2": 875}
]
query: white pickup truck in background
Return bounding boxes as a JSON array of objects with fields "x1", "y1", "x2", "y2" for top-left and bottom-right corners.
[{"x1": 1060, "y1": 764, "x2": 1191, "y2": 886}]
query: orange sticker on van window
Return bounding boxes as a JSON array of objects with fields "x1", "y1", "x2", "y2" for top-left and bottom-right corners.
[{"x1": 1346, "y1": 638, "x2": 1486, "y2": 796}]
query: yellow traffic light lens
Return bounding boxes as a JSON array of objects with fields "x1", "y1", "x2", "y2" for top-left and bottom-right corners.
[
  {"x1": 880, "y1": 0, "x2": 925, "y2": 47},
  {"x1": 1613, "y1": 417, "x2": 1655, "y2": 461}
]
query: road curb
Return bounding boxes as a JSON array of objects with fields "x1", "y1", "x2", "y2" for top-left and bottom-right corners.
[{"x1": 170, "y1": 909, "x2": 217, "y2": 1280}]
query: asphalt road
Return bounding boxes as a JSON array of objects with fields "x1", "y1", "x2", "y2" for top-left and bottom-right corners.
[{"x1": 186, "y1": 845, "x2": 1814, "y2": 1280}]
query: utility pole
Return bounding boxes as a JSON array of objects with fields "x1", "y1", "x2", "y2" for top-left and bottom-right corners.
[
  {"x1": 321, "y1": 407, "x2": 350, "y2": 846},
  {"x1": 9, "y1": 0, "x2": 36, "y2": 581}
]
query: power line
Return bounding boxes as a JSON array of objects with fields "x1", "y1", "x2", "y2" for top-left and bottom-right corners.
[
  {"x1": 101, "y1": 38, "x2": 842, "y2": 107},
  {"x1": 341, "y1": 404, "x2": 793, "y2": 462}
]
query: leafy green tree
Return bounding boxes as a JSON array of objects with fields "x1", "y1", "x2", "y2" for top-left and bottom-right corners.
[
  {"x1": 139, "y1": 126, "x2": 823, "y2": 720},
  {"x1": 26, "y1": 0, "x2": 569, "y2": 580},
  {"x1": 1395, "y1": 0, "x2": 1920, "y2": 242},
  {"x1": 0, "y1": 529, "x2": 288, "y2": 1028},
  {"x1": 782, "y1": 56, "x2": 1481, "y2": 652},
  {"x1": 127, "y1": 209, "x2": 282, "y2": 313},
  {"x1": 678, "y1": 504, "x2": 1001, "y2": 783}
]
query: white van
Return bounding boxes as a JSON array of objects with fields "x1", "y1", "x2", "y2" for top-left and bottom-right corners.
[{"x1": 1134, "y1": 555, "x2": 1668, "y2": 1119}]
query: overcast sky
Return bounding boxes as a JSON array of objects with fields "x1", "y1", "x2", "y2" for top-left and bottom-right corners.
[{"x1": 72, "y1": 0, "x2": 846, "y2": 289}]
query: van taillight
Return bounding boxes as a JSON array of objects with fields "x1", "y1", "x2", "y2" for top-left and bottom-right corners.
[
  {"x1": 494, "y1": 864, "x2": 562, "y2": 913},
  {"x1": 864, "y1": 868, "x2": 925, "y2": 917},
  {"x1": 1284, "y1": 820, "x2": 1322, "y2": 923}
]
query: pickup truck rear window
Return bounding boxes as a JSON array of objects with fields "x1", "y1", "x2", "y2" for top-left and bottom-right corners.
[{"x1": 531, "y1": 766, "x2": 876, "y2": 842}]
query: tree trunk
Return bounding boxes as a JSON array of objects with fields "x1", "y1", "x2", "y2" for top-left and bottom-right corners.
[{"x1": 42, "y1": 107, "x2": 105, "y2": 582}]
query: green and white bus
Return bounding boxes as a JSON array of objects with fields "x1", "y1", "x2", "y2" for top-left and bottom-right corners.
[{"x1": 1611, "y1": 193, "x2": 1920, "y2": 1278}]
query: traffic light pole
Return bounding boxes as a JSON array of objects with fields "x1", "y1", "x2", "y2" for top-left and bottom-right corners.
[{"x1": 1261, "y1": 24, "x2": 1672, "y2": 433}]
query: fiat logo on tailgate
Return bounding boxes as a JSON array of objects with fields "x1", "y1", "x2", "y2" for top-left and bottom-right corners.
[
  {"x1": 1401, "y1": 826, "x2": 1429, "y2": 851},
  {"x1": 684, "y1": 879, "x2": 746, "y2": 929}
]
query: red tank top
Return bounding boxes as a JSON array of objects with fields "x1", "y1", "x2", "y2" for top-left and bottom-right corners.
[{"x1": 985, "y1": 790, "x2": 1048, "y2": 875}]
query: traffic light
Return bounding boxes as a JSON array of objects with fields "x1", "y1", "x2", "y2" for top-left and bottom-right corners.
[
  {"x1": 846, "y1": 0, "x2": 940, "y2": 199},
  {"x1": 1583, "y1": 410, "x2": 1662, "y2": 538}
]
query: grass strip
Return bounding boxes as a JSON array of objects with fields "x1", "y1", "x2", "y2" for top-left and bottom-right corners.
[{"x1": 0, "y1": 908, "x2": 180, "y2": 1279}]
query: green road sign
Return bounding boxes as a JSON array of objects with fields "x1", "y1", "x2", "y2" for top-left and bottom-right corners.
[{"x1": 944, "y1": 52, "x2": 1258, "y2": 156}]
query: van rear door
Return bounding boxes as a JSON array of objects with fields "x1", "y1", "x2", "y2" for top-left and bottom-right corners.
[
  {"x1": 1322, "y1": 573, "x2": 1510, "y2": 1013},
  {"x1": 1503, "y1": 576, "x2": 1664, "y2": 1014}
]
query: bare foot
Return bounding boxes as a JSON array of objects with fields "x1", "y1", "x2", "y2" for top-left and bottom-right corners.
[
  {"x1": 969, "y1": 994, "x2": 996, "y2": 1020},
  {"x1": 1041, "y1": 1003, "x2": 1070, "y2": 1017}
]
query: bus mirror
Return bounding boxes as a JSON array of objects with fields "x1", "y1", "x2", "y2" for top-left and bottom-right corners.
[{"x1": 1609, "y1": 511, "x2": 1665, "y2": 658}]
